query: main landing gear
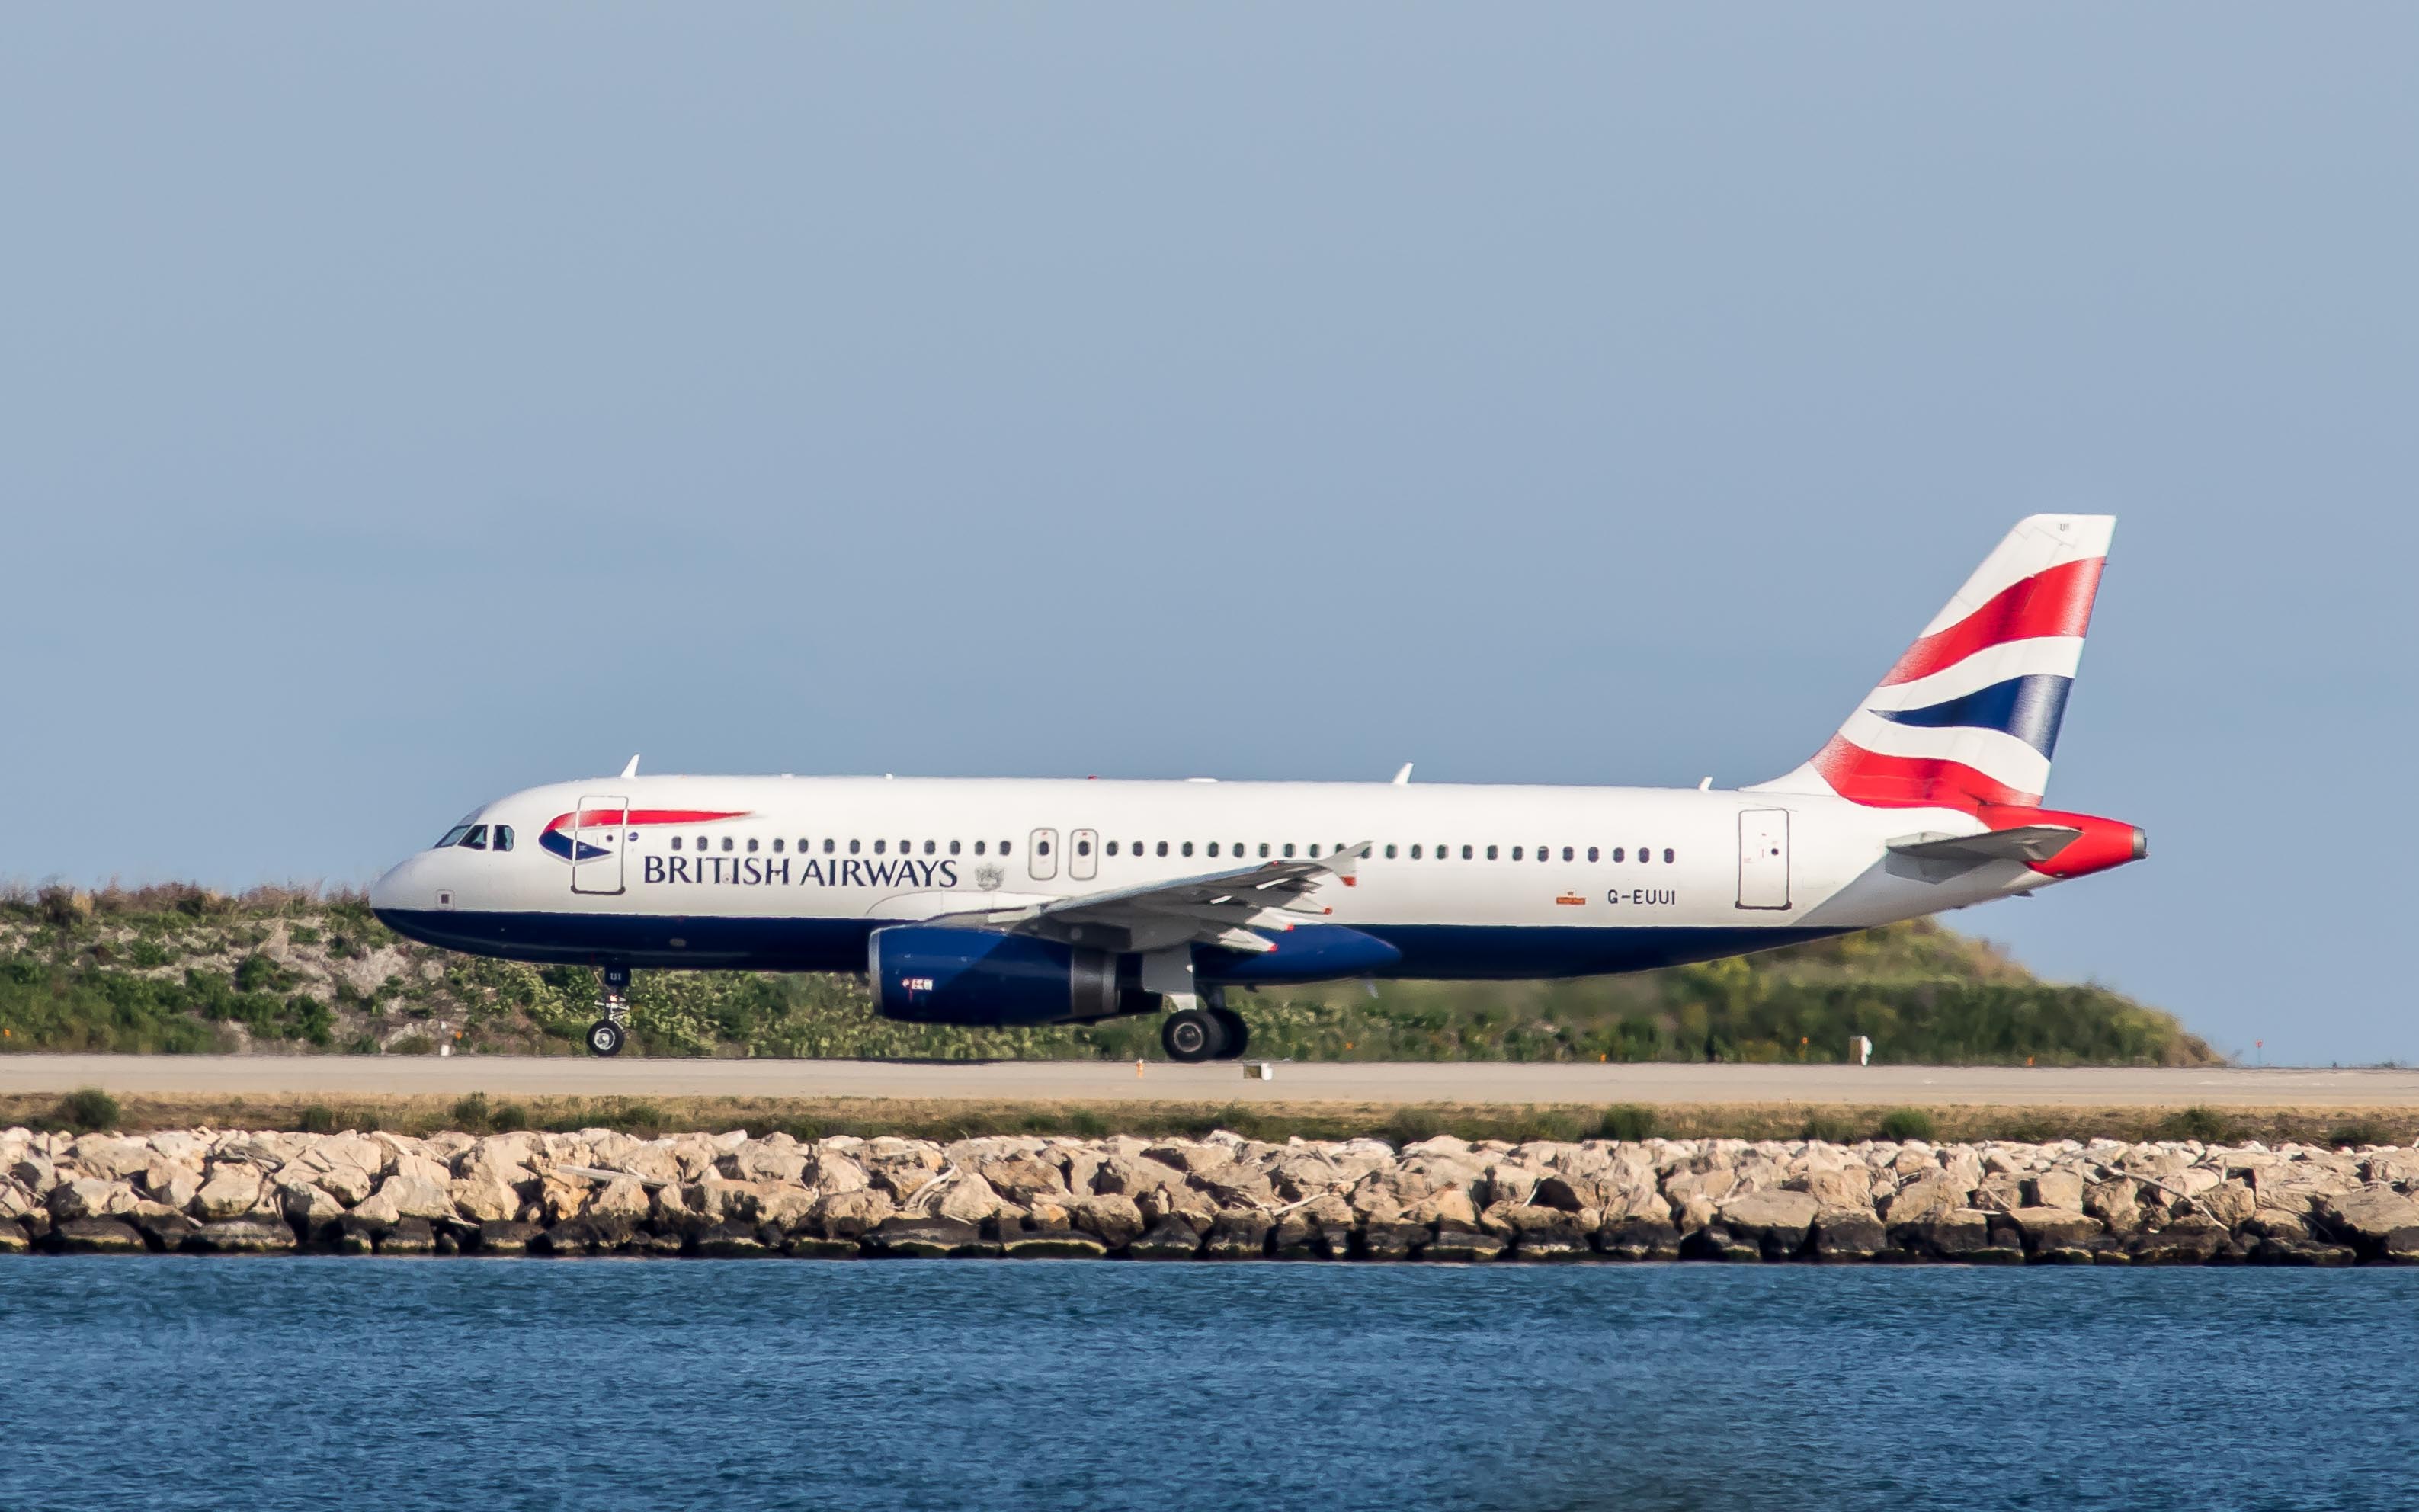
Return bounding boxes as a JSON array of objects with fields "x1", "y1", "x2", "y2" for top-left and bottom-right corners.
[
  {"x1": 587, "y1": 963, "x2": 631, "y2": 1057},
  {"x1": 1160, "y1": 990, "x2": 1251, "y2": 1064}
]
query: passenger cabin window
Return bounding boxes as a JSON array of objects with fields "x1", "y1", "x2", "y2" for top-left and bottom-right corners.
[
  {"x1": 1459, "y1": 844, "x2": 1472, "y2": 860},
  {"x1": 1259, "y1": 843, "x2": 1270, "y2": 858},
  {"x1": 875, "y1": 840, "x2": 887, "y2": 854},
  {"x1": 950, "y1": 840, "x2": 961, "y2": 855},
  {"x1": 1155, "y1": 841, "x2": 1168, "y2": 857},
  {"x1": 1613, "y1": 847, "x2": 1626, "y2": 862},
  {"x1": 1282, "y1": 843, "x2": 1296, "y2": 858},
  {"x1": 1107, "y1": 841, "x2": 1120, "y2": 857},
  {"x1": 1001, "y1": 841, "x2": 1013, "y2": 856},
  {"x1": 823, "y1": 839, "x2": 835, "y2": 854},
  {"x1": 493, "y1": 825, "x2": 514, "y2": 852},
  {"x1": 924, "y1": 841, "x2": 937, "y2": 855},
  {"x1": 436, "y1": 825, "x2": 473, "y2": 849},
  {"x1": 1036, "y1": 838, "x2": 1051, "y2": 856},
  {"x1": 722, "y1": 837, "x2": 734, "y2": 852},
  {"x1": 1664, "y1": 848, "x2": 1676, "y2": 863},
  {"x1": 772, "y1": 839, "x2": 784, "y2": 854},
  {"x1": 460, "y1": 825, "x2": 488, "y2": 850},
  {"x1": 1486, "y1": 845, "x2": 1498, "y2": 860},
  {"x1": 747, "y1": 838, "x2": 759, "y2": 853},
  {"x1": 850, "y1": 840, "x2": 862, "y2": 854},
  {"x1": 1562, "y1": 846, "x2": 1574, "y2": 862},
  {"x1": 1204, "y1": 842, "x2": 1217, "y2": 857},
  {"x1": 1410, "y1": 844, "x2": 1422, "y2": 859},
  {"x1": 1588, "y1": 847, "x2": 1599, "y2": 862},
  {"x1": 671, "y1": 837, "x2": 684, "y2": 851},
  {"x1": 1511, "y1": 846, "x2": 1522, "y2": 860},
  {"x1": 1385, "y1": 844, "x2": 1398, "y2": 859}
]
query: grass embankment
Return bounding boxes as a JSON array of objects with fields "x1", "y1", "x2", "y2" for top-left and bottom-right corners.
[
  {"x1": 0, "y1": 882, "x2": 2215, "y2": 1066},
  {"x1": 4, "y1": 1089, "x2": 2398, "y2": 1152}
]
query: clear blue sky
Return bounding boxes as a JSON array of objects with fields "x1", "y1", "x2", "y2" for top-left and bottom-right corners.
[{"x1": 5, "y1": 8, "x2": 2411, "y2": 1062}]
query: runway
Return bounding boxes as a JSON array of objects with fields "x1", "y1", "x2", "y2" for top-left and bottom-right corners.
[{"x1": 0, "y1": 1055, "x2": 2409, "y2": 1108}]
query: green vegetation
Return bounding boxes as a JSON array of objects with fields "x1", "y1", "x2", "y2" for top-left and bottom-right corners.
[
  {"x1": 52, "y1": 1087, "x2": 123, "y2": 1134},
  {"x1": 1877, "y1": 1108, "x2": 1938, "y2": 1142},
  {"x1": 0, "y1": 881, "x2": 2218, "y2": 1066}
]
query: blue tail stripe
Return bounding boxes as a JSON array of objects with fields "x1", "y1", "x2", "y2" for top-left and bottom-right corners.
[{"x1": 1872, "y1": 673, "x2": 2073, "y2": 758}]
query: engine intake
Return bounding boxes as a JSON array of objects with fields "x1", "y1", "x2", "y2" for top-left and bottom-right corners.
[{"x1": 867, "y1": 926, "x2": 1155, "y2": 1026}]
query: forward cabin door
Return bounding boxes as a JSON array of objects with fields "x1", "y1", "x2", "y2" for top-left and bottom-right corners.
[
  {"x1": 1069, "y1": 828, "x2": 1099, "y2": 882},
  {"x1": 1736, "y1": 809, "x2": 1791, "y2": 910},
  {"x1": 1028, "y1": 828, "x2": 1059, "y2": 881},
  {"x1": 572, "y1": 793, "x2": 628, "y2": 895}
]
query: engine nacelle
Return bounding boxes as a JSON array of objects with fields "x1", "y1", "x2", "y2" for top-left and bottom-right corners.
[{"x1": 867, "y1": 926, "x2": 1156, "y2": 1026}]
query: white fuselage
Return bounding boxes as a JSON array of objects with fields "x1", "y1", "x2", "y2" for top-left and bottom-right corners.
[{"x1": 369, "y1": 773, "x2": 2043, "y2": 979}]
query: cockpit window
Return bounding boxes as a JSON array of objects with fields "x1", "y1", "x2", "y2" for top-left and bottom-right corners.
[
  {"x1": 436, "y1": 825, "x2": 473, "y2": 849},
  {"x1": 493, "y1": 825, "x2": 514, "y2": 853},
  {"x1": 460, "y1": 825, "x2": 489, "y2": 850}
]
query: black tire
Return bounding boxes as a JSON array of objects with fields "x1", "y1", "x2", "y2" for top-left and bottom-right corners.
[
  {"x1": 586, "y1": 1020, "x2": 626, "y2": 1057},
  {"x1": 1208, "y1": 1007, "x2": 1250, "y2": 1060},
  {"x1": 1161, "y1": 1007, "x2": 1227, "y2": 1064}
]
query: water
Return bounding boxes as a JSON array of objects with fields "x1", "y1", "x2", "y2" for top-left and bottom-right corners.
[{"x1": 1, "y1": 1260, "x2": 2409, "y2": 1512}]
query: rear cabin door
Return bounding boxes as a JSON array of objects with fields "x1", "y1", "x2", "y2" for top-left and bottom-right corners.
[
  {"x1": 1069, "y1": 828, "x2": 1099, "y2": 882},
  {"x1": 572, "y1": 793, "x2": 628, "y2": 895},
  {"x1": 1736, "y1": 808, "x2": 1791, "y2": 910},
  {"x1": 1028, "y1": 828, "x2": 1059, "y2": 881}
]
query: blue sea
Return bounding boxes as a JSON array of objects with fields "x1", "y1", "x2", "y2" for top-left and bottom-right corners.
[{"x1": 1, "y1": 1260, "x2": 2409, "y2": 1511}]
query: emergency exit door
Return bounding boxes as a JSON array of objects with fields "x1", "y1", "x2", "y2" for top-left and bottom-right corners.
[
  {"x1": 572, "y1": 793, "x2": 628, "y2": 895},
  {"x1": 1736, "y1": 809, "x2": 1791, "y2": 910}
]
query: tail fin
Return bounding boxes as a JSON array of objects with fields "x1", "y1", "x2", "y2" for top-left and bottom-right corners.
[{"x1": 1752, "y1": 514, "x2": 2114, "y2": 811}]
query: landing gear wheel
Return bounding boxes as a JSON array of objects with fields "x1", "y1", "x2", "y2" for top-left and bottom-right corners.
[
  {"x1": 586, "y1": 1019, "x2": 626, "y2": 1057},
  {"x1": 1208, "y1": 1007, "x2": 1250, "y2": 1060},
  {"x1": 1161, "y1": 1007, "x2": 1228, "y2": 1064}
]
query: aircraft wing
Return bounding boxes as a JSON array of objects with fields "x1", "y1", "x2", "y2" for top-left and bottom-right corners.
[
  {"x1": 1887, "y1": 825, "x2": 2082, "y2": 867},
  {"x1": 926, "y1": 843, "x2": 1373, "y2": 955}
]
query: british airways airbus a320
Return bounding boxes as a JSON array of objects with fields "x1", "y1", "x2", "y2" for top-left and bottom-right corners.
[{"x1": 370, "y1": 517, "x2": 2145, "y2": 1060}]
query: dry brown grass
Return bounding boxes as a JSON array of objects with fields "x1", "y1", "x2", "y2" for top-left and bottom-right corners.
[{"x1": 4, "y1": 1093, "x2": 2411, "y2": 1148}]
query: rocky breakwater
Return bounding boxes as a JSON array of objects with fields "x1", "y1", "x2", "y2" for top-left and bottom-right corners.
[{"x1": 6, "y1": 1125, "x2": 2419, "y2": 1265}]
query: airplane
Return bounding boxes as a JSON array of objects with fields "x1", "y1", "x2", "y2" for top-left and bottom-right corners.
[{"x1": 370, "y1": 515, "x2": 2144, "y2": 1060}]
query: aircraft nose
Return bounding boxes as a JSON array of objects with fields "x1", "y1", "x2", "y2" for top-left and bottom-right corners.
[{"x1": 369, "y1": 853, "x2": 428, "y2": 918}]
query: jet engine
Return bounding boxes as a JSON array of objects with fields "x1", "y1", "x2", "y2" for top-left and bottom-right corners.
[{"x1": 867, "y1": 926, "x2": 1157, "y2": 1027}]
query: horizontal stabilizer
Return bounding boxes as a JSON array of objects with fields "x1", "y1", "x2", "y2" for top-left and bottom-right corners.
[{"x1": 1887, "y1": 825, "x2": 2083, "y2": 866}]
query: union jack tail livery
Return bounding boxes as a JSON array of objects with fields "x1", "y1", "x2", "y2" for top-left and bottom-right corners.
[{"x1": 1756, "y1": 514, "x2": 2113, "y2": 812}]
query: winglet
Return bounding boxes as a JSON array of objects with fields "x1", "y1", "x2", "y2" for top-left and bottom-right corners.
[
  {"x1": 620, "y1": 754, "x2": 641, "y2": 779},
  {"x1": 1391, "y1": 764, "x2": 1413, "y2": 785}
]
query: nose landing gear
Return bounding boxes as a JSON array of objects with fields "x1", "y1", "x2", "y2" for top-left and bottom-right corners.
[{"x1": 586, "y1": 963, "x2": 631, "y2": 1057}]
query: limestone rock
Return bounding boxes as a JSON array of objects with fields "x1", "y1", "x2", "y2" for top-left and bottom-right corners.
[
  {"x1": 976, "y1": 1155, "x2": 1065, "y2": 1205},
  {"x1": 1201, "y1": 1211, "x2": 1273, "y2": 1260},
  {"x1": 2008, "y1": 1206, "x2": 2103, "y2": 1253},
  {"x1": 934, "y1": 1173, "x2": 1003, "y2": 1225},
  {"x1": 814, "y1": 1189, "x2": 895, "y2": 1239},
  {"x1": 1810, "y1": 1206, "x2": 1889, "y2": 1261},
  {"x1": 191, "y1": 1215, "x2": 297, "y2": 1254},
  {"x1": 1716, "y1": 1190, "x2": 1820, "y2": 1258},
  {"x1": 54, "y1": 1217, "x2": 145, "y2": 1253},
  {"x1": 0, "y1": 1220, "x2": 28, "y2": 1254},
  {"x1": 1909, "y1": 1209, "x2": 1994, "y2": 1258},
  {"x1": 478, "y1": 1220, "x2": 545, "y2": 1254},
  {"x1": 141, "y1": 1163, "x2": 202, "y2": 1213},
  {"x1": 279, "y1": 1180, "x2": 347, "y2": 1234},
  {"x1": 50, "y1": 1177, "x2": 138, "y2": 1221},
  {"x1": 2316, "y1": 1188, "x2": 2419, "y2": 1258},
  {"x1": 2024, "y1": 1168, "x2": 2086, "y2": 1211},
  {"x1": 182, "y1": 1161, "x2": 258, "y2": 1219},
  {"x1": 1596, "y1": 1216, "x2": 1682, "y2": 1261},
  {"x1": 1790, "y1": 1167, "x2": 1874, "y2": 1210},
  {"x1": 1128, "y1": 1219, "x2": 1205, "y2": 1260},
  {"x1": 450, "y1": 1176, "x2": 522, "y2": 1225},
  {"x1": 380, "y1": 1176, "x2": 460, "y2": 1223},
  {"x1": 870, "y1": 1216, "x2": 986, "y2": 1258},
  {"x1": 1065, "y1": 1193, "x2": 1145, "y2": 1250},
  {"x1": 378, "y1": 1218, "x2": 437, "y2": 1255}
]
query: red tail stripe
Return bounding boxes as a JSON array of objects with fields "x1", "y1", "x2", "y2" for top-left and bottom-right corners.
[
  {"x1": 1879, "y1": 557, "x2": 2105, "y2": 687},
  {"x1": 543, "y1": 808, "x2": 748, "y2": 834},
  {"x1": 1812, "y1": 735, "x2": 2039, "y2": 812}
]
